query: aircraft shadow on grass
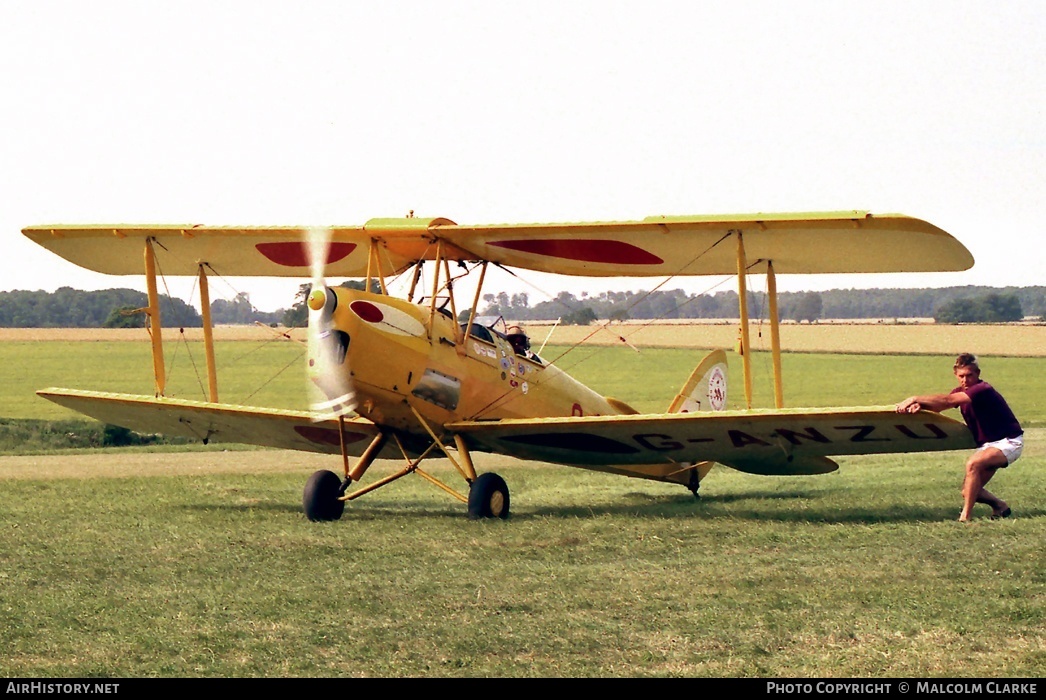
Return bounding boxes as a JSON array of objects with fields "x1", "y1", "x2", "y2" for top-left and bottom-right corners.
[{"x1": 180, "y1": 488, "x2": 1041, "y2": 524}]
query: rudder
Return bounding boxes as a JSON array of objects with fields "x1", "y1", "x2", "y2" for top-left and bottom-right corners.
[
  {"x1": 667, "y1": 349, "x2": 728, "y2": 414},
  {"x1": 667, "y1": 349, "x2": 728, "y2": 489}
]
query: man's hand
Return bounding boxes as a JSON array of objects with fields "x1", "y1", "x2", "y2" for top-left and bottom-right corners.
[{"x1": 895, "y1": 398, "x2": 922, "y2": 413}]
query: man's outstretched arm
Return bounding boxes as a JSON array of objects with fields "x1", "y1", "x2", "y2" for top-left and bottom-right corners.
[{"x1": 896, "y1": 392, "x2": 970, "y2": 414}]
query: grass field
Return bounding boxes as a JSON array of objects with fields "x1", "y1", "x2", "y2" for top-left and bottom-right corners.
[
  {"x1": 1, "y1": 447, "x2": 1044, "y2": 677},
  {"x1": 0, "y1": 325, "x2": 1044, "y2": 677}
]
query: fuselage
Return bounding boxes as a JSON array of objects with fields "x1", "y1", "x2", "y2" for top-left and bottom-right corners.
[{"x1": 312, "y1": 288, "x2": 629, "y2": 437}]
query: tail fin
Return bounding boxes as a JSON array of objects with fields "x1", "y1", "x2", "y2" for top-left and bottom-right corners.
[
  {"x1": 667, "y1": 349, "x2": 728, "y2": 414},
  {"x1": 667, "y1": 349, "x2": 728, "y2": 490}
]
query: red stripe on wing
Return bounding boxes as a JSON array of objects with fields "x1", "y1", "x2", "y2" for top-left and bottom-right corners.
[
  {"x1": 256, "y1": 242, "x2": 358, "y2": 268},
  {"x1": 487, "y1": 239, "x2": 663, "y2": 265}
]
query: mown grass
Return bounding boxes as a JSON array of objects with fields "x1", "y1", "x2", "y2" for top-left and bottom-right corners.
[
  {"x1": 1, "y1": 448, "x2": 1043, "y2": 677},
  {"x1": 1, "y1": 335, "x2": 1044, "y2": 677}
]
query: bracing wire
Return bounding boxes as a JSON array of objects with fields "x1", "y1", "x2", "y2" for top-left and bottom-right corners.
[
  {"x1": 467, "y1": 231, "x2": 738, "y2": 420},
  {"x1": 542, "y1": 232, "x2": 735, "y2": 371}
]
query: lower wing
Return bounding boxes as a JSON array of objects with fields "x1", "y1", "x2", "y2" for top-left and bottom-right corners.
[
  {"x1": 38, "y1": 388, "x2": 386, "y2": 457},
  {"x1": 448, "y1": 406, "x2": 975, "y2": 476}
]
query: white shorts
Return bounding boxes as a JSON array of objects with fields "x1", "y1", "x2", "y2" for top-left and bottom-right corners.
[{"x1": 978, "y1": 435, "x2": 1023, "y2": 466}]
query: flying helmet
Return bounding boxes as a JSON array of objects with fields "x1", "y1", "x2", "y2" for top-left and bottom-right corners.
[{"x1": 505, "y1": 324, "x2": 531, "y2": 352}]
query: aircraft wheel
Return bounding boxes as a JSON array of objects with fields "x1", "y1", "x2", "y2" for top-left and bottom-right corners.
[
  {"x1": 468, "y1": 472, "x2": 510, "y2": 520},
  {"x1": 303, "y1": 469, "x2": 346, "y2": 522}
]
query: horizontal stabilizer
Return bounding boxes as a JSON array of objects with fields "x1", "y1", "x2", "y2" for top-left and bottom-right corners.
[{"x1": 724, "y1": 454, "x2": 840, "y2": 476}]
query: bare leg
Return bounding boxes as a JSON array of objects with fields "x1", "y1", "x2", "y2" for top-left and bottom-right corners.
[
  {"x1": 976, "y1": 488, "x2": 1007, "y2": 515},
  {"x1": 959, "y1": 447, "x2": 1007, "y2": 522}
]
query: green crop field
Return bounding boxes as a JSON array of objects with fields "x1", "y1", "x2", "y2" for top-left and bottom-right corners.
[
  {"x1": 0, "y1": 339, "x2": 308, "y2": 421},
  {"x1": 2, "y1": 339, "x2": 1044, "y2": 423},
  {"x1": 0, "y1": 332, "x2": 1044, "y2": 677}
]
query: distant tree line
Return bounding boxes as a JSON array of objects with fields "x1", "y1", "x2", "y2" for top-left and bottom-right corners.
[
  {"x1": 477, "y1": 286, "x2": 1044, "y2": 325},
  {"x1": 0, "y1": 288, "x2": 203, "y2": 328},
  {"x1": 0, "y1": 284, "x2": 1039, "y2": 328},
  {"x1": 208, "y1": 293, "x2": 283, "y2": 326},
  {"x1": 933, "y1": 293, "x2": 1024, "y2": 323},
  {"x1": 0, "y1": 288, "x2": 293, "y2": 329}
]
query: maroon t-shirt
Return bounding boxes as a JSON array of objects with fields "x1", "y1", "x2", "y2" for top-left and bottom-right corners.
[{"x1": 951, "y1": 381, "x2": 1022, "y2": 446}]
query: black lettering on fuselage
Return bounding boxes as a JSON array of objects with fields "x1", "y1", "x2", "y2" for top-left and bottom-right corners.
[
  {"x1": 728, "y1": 430, "x2": 771, "y2": 447},
  {"x1": 773, "y1": 427, "x2": 830, "y2": 445},
  {"x1": 634, "y1": 433, "x2": 684, "y2": 451},
  {"x1": 835, "y1": 425, "x2": 889, "y2": 442},
  {"x1": 895, "y1": 423, "x2": 949, "y2": 439}
]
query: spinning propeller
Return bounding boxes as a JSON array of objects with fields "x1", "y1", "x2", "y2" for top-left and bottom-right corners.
[{"x1": 304, "y1": 227, "x2": 356, "y2": 420}]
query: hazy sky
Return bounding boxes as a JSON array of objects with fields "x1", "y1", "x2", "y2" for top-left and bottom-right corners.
[{"x1": 2, "y1": 1, "x2": 1043, "y2": 312}]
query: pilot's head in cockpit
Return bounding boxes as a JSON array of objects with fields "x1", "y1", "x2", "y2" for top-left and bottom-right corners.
[{"x1": 505, "y1": 325, "x2": 531, "y2": 356}]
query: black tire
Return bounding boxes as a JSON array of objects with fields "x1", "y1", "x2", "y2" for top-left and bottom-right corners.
[
  {"x1": 468, "y1": 472, "x2": 510, "y2": 520},
  {"x1": 303, "y1": 469, "x2": 346, "y2": 522}
]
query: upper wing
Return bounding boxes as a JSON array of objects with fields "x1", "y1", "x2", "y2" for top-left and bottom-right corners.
[
  {"x1": 22, "y1": 223, "x2": 413, "y2": 278},
  {"x1": 23, "y1": 211, "x2": 972, "y2": 279},
  {"x1": 38, "y1": 388, "x2": 393, "y2": 457},
  {"x1": 448, "y1": 406, "x2": 975, "y2": 476},
  {"x1": 448, "y1": 211, "x2": 973, "y2": 277}
]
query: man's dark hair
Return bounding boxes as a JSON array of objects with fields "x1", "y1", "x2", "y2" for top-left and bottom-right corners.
[{"x1": 954, "y1": 352, "x2": 980, "y2": 373}]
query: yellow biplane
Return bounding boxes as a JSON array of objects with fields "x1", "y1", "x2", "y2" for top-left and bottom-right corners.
[{"x1": 23, "y1": 211, "x2": 976, "y2": 520}]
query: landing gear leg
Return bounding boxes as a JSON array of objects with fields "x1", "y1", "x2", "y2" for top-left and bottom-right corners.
[
  {"x1": 409, "y1": 406, "x2": 509, "y2": 519},
  {"x1": 303, "y1": 430, "x2": 387, "y2": 522}
]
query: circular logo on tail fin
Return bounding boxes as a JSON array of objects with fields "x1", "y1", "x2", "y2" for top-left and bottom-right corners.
[{"x1": 708, "y1": 366, "x2": 727, "y2": 411}]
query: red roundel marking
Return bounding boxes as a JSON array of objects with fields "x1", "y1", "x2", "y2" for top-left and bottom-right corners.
[
  {"x1": 294, "y1": 425, "x2": 368, "y2": 447},
  {"x1": 256, "y1": 242, "x2": 357, "y2": 268},
  {"x1": 488, "y1": 239, "x2": 663, "y2": 265},
  {"x1": 350, "y1": 300, "x2": 384, "y2": 323}
]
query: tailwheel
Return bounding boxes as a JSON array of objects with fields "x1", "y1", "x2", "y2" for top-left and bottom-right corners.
[
  {"x1": 687, "y1": 467, "x2": 701, "y2": 500},
  {"x1": 303, "y1": 469, "x2": 346, "y2": 522},
  {"x1": 468, "y1": 472, "x2": 510, "y2": 520}
]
